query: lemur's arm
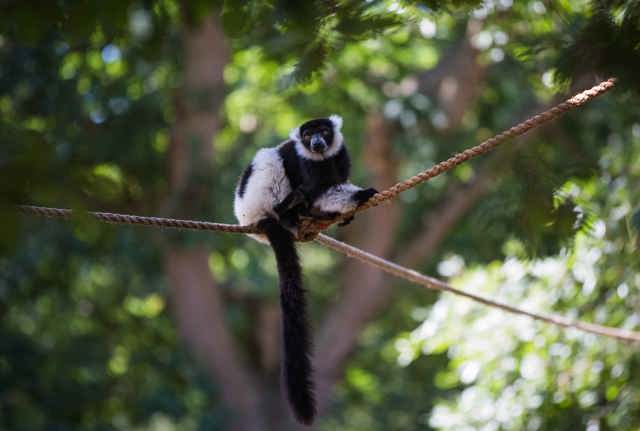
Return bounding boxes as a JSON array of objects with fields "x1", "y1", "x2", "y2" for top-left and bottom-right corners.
[{"x1": 308, "y1": 184, "x2": 378, "y2": 225}]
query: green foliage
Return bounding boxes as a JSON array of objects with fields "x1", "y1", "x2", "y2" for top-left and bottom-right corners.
[
  {"x1": 556, "y1": 1, "x2": 640, "y2": 92},
  {"x1": 400, "y1": 131, "x2": 640, "y2": 430},
  {"x1": 1, "y1": 0, "x2": 640, "y2": 430}
]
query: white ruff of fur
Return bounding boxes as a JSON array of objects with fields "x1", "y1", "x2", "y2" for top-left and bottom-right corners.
[
  {"x1": 289, "y1": 114, "x2": 344, "y2": 161},
  {"x1": 313, "y1": 183, "x2": 363, "y2": 214}
]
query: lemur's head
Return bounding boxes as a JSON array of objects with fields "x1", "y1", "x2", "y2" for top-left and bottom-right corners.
[{"x1": 291, "y1": 114, "x2": 343, "y2": 161}]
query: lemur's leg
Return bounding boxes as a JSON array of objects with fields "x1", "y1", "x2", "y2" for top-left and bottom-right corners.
[
  {"x1": 334, "y1": 188, "x2": 378, "y2": 226},
  {"x1": 308, "y1": 185, "x2": 379, "y2": 226},
  {"x1": 334, "y1": 187, "x2": 377, "y2": 226}
]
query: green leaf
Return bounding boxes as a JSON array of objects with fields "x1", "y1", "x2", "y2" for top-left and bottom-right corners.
[{"x1": 221, "y1": 0, "x2": 251, "y2": 38}]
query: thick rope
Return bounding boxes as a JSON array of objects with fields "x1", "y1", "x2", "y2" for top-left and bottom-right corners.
[
  {"x1": 315, "y1": 234, "x2": 640, "y2": 343},
  {"x1": 358, "y1": 78, "x2": 616, "y2": 211},
  {"x1": 17, "y1": 205, "x2": 259, "y2": 234}
]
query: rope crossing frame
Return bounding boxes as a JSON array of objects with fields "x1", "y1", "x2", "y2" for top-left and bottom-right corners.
[{"x1": 17, "y1": 78, "x2": 640, "y2": 343}]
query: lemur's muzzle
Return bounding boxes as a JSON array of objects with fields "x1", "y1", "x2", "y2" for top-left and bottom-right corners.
[{"x1": 310, "y1": 134, "x2": 328, "y2": 153}]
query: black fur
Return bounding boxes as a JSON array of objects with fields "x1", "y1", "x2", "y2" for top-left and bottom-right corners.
[
  {"x1": 237, "y1": 163, "x2": 253, "y2": 198},
  {"x1": 257, "y1": 218, "x2": 316, "y2": 425},
  {"x1": 353, "y1": 187, "x2": 378, "y2": 205},
  {"x1": 299, "y1": 118, "x2": 334, "y2": 152},
  {"x1": 278, "y1": 141, "x2": 350, "y2": 204},
  {"x1": 273, "y1": 188, "x2": 307, "y2": 230},
  {"x1": 278, "y1": 141, "x2": 305, "y2": 193}
]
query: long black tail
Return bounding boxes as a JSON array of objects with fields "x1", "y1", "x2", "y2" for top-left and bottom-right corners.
[{"x1": 258, "y1": 218, "x2": 316, "y2": 425}]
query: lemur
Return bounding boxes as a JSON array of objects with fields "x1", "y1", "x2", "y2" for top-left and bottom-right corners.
[{"x1": 234, "y1": 115, "x2": 377, "y2": 424}]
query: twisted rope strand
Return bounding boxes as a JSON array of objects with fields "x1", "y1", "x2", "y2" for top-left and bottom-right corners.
[
  {"x1": 315, "y1": 233, "x2": 640, "y2": 343},
  {"x1": 17, "y1": 205, "x2": 259, "y2": 234}
]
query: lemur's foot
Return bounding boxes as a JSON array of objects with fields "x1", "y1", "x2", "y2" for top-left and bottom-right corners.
[
  {"x1": 338, "y1": 215, "x2": 355, "y2": 227},
  {"x1": 353, "y1": 187, "x2": 378, "y2": 206}
]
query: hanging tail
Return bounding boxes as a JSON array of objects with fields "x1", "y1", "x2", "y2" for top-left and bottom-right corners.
[{"x1": 258, "y1": 217, "x2": 316, "y2": 425}]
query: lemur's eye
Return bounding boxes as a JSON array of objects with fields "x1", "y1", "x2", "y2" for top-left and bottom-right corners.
[
  {"x1": 302, "y1": 132, "x2": 310, "y2": 140},
  {"x1": 322, "y1": 129, "x2": 330, "y2": 136}
]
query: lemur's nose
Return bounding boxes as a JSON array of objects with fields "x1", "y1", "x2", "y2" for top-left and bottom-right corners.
[{"x1": 310, "y1": 134, "x2": 327, "y2": 153}]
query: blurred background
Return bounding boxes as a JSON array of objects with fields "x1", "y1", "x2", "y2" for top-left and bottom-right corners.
[{"x1": 1, "y1": 1, "x2": 639, "y2": 430}]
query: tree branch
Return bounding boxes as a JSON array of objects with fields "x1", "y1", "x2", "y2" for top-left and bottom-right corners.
[{"x1": 165, "y1": 248, "x2": 262, "y2": 419}]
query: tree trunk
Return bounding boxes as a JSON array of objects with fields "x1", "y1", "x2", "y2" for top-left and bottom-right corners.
[
  {"x1": 310, "y1": 22, "x2": 488, "y2": 418},
  {"x1": 163, "y1": 14, "x2": 265, "y2": 431}
]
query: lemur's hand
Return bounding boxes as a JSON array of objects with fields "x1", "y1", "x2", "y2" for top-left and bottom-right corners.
[
  {"x1": 353, "y1": 187, "x2": 379, "y2": 206},
  {"x1": 275, "y1": 188, "x2": 309, "y2": 217}
]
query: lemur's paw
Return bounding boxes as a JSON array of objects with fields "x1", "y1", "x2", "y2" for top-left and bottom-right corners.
[
  {"x1": 353, "y1": 188, "x2": 378, "y2": 205},
  {"x1": 338, "y1": 215, "x2": 355, "y2": 227}
]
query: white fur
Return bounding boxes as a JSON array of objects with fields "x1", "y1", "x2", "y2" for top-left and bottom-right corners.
[
  {"x1": 312, "y1": 183, "x2": 363, "y2": 214},
  {"x1": 288, "y1": 126, "x2": 301, "y2": 142},
  {"x1": 329, "y1": 114, "x2": 343, "y2": 131},
  {"x1": 234, "y1": 147, "x2": 292, "y2": 243}
]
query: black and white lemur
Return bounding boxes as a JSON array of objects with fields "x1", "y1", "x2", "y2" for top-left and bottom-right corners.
[{"x1": 234, "y1": 115, "x2": 377, "y2": 424}]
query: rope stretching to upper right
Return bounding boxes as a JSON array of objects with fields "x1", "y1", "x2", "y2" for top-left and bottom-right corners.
[{"x1": 297, "y1": 78, "x2": 616, "y2": 238}]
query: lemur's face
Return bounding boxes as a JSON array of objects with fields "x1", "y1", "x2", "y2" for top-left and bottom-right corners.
[{"x1": 298, "y1": 118, "x2": 335, "y2": 155}]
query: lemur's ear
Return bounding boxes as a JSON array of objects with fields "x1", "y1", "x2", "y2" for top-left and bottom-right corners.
[{"x1": 329, "y1": 114, "x2": 343, "y2": 132}]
